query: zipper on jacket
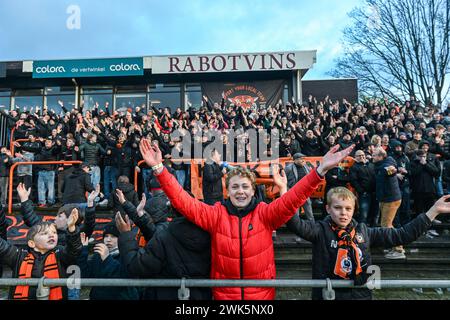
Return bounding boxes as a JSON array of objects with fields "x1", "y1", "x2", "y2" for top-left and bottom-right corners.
[{"x1": 239, "y1": 216, "x2": 244, "y2": 300}]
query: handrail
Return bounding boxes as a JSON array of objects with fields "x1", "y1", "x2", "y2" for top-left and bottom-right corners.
[
  {"x1": 9, "y1": 127, "x2": 15, "y2": 149},
  {"x1": 8, "y1": 160, "x2": 82, "y2": 214},
  {"x1": 134, "y1": 160, "x2": 146, "y2": 192},
  {"x1": 0, "y1": 278, "x2": 448, "y2": 300}
]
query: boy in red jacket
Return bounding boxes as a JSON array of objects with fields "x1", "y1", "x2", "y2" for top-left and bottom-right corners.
[{"x1": 120, "y1": 139, "x2": 353, "y2": 300}]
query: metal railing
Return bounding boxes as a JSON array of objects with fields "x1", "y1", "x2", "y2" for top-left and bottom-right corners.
[
  {"x1": 8, "y1": 160, "x2": 82, "y2": 214},
  {"x1": 1, "y1": 278, "x2": 449, "y2": 300}
]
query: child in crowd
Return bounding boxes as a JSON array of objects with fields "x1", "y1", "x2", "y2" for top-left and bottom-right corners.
[
  {"x1": 77, "y1": 223, "x2": 139, "y2": 300},
  {"x1": 0, "y1": 206, "x2": 81, "y2": 300}
]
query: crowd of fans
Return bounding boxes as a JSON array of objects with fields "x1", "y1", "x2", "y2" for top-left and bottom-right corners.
[{"x1": 0, "y1": 93, "x2": 450, "y2": 300}]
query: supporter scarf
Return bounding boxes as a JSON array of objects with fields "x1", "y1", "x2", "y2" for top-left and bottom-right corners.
[
  {"x1": 330, "y1": 221, "x2": 363, "y2": 281},
  {"x1": 14, "y1": 251, "x2": 63, "y2": 300}
]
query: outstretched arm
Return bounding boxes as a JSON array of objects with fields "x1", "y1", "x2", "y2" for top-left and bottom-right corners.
[
  {"x1": 260, "y1": 144, "x2": 355, "y2": 230},
  {"x1": 369, "y1": 195, "x2": 450, "y2": 247},
  {"x1": 139, "y1": 139, "x2": 219, "y2": 232}
]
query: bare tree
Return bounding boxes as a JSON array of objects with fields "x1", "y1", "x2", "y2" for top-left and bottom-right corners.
[{"x1": 331, "y1": 0, "x2": 449, "y2": 105}]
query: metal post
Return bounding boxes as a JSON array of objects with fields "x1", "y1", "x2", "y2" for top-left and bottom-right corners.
[
  {"x1": 322, "y1": 278, "x2": 335, "y2": 300},
  {"x1": 178, "y1": 277, "x2": 190, "y2": 300},
  {"x1": 297, "y1": 69, "x2": 302, "y2": 104},
  {"x1": 36, "y1": 277, "x2": 49, "y2": 300},
  {"x1": 74, "y1": 85, "x2": 80, "y2": 110}
]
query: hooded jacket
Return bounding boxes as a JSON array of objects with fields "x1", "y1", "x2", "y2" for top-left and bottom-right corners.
[
  {"x1": 154, "y1": 167, "x2": 323, "y2": 300},
  {"x1": 374, "y1": 157, "x2": 402, "y2": 202},
  {"x1": 119, "y1": 216, "x2": 212, "y2": 300},
  {"x1": 61, "y1": 167, "x2": 94, "y2": 204}
]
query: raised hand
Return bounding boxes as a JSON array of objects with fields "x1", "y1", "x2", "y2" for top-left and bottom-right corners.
[
  {"x1": 80, "y1": 232, "x2": 89, "y2": 247},
  {"x1": 115, "y1": 212, "x2": 132, "y2": 233},
  {"x1": 272, "y1": 164, "x2": 287, "y2": 194},
  {"x1": 139, "y1": 138, "x2": 162, "y2": 168},
  {"x1": 94, "y1": 243, "x2": 110, "y2": 261},
  {"x1": 116, "y1": 189, "x2": 126, "y2": 204},
  {"x1": 426, "y1": 195, "x2": 450, "y2": 221},
  {"x1": 317, "y1": 144, "x2": 355, "y2": 176},
  {"x1": 17, "y1": 183, "x2": 31, "y2": 202},
  {"x1": 136, "y1": 193, "x2": 146, "y2": 217},
  {"x1": 67, "y1": 208, "x2": 79, "y2": 233},
  {"x1": 87, "y1": 184, "x2": 100, "y2": 207}
]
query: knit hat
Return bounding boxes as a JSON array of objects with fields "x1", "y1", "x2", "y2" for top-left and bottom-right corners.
[{"x1": 103, "y1": 222, "x2": 120, "y2": 238}]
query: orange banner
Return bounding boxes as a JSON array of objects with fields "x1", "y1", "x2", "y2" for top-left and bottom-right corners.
[{"x1": 190, "y1": 157, "x2": 355, "y2": 200}]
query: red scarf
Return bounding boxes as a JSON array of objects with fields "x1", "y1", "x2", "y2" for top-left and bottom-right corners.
[{"x1": 14, "y1": 251, "x2": 63, "y2": 300}]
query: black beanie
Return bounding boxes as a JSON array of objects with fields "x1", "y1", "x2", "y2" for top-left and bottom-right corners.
[{"x1": 103, "y1": 222, "x2": 120, "y2": 238}]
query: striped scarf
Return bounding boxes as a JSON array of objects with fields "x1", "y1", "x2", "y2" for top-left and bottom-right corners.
[{"x1": 14, "y1": 251, "x2": 63, "y2": 300}]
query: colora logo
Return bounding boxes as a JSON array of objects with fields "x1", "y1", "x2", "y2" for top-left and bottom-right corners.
[
  {"x1": 109, "y1": 63, "x2": 141, "y2": 72},
  {"x1": 35, "y1": 65, "x2": 66, "y2": 74}
]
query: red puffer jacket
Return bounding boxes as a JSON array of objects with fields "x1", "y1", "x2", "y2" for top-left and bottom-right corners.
[{"x1": 156, "y1": 168, "x2": 323, "y2": 300}]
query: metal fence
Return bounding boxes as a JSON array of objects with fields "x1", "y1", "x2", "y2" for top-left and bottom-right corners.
[{"x1": 1, "y1": 278, "x2": 449, "y2": 300}]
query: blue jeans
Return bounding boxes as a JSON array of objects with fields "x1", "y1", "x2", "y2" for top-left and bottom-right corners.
[
  {"x1": 68, "y1": 288, "x2": 80, "y2": 300},
  {"x1": 437, "y1": 175, "x2": 444, "y2": 198},
  {"x1": 89, "y1": 165, "x2": 101, "y2": 189},
  {"x1": 175, "y1": 169, "x2": 186, "y2": 189},
  {"x1": 357, "y1": 193, "x2": 372, "y2": 224},
  {"x1": 103, "y1": 166, "x2": 118, "y2": 198},
  {"x1": 38, "y1": 171, "x2": 55, "y2": 205},
  {"x1": 394, "y1": 186, "x2": 411, "y2": 227}
]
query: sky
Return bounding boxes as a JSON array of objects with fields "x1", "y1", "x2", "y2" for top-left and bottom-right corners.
[{"x1": 0, "y1": 0, "x2": 363, "y2": 79}]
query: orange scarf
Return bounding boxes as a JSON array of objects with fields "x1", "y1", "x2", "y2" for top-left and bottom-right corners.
[
  {"x1": 330, "y1": 223, "x2": 363, "y2": 280},
  {"x1": 14, "y1": 251, "x2": 63, "y2": 300}
]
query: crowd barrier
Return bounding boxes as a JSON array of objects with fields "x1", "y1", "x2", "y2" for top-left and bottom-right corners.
[{"x1": 0, "y1": 278, "x2": 448, "y2": 300}]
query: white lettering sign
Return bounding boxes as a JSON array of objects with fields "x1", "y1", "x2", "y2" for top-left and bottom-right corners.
[{"x1": 150, "y1": 51, "x2": 316, "y2": 74}]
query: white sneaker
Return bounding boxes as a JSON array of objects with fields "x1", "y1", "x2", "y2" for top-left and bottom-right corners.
[
  {"x1": 427, "y1": 229, "x2": 439, "y2": 237},
  {"x1": 98, "y1": 199, "x2": 108, "y2": 207},
  {"x1": 385, "y1": 250, "x2": 406, "y2": 259},
  {"x1": 435, "y1": 288, "x2": 444, "y2": 295},
  {"x1": 426, "y1": 232, "x2": 436, "y2": 239}
]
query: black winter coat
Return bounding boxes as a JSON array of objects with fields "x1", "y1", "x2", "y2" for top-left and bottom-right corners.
[
  {"x1": 410, "y1": 154, "x2": 441, "y2": 194},
  {"x1": 61, "y1": 168, "x2": 94, "y2": 204},
  {"x1": 119, "y1": 217, "x2": 212, "y2": 300},
  {"x1": 349, "y1": 162, "x2": 376, "y2": 194},
  {"x1": 202, "y1": 162, "x2": 223, "y2": 201},
  {"x1": 287, "y1": 214, "x2": 432, "y2": 300}
]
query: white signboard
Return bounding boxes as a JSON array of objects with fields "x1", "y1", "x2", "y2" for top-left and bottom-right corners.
[{"x1": 150, "y1": 51, "x2": 316, "y2": 74}]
